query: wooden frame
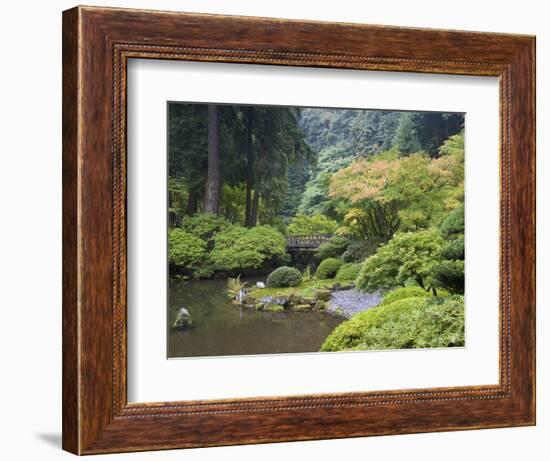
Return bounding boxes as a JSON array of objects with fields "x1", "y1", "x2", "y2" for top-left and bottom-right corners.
[{"x1": 62, "y1": 5, "x2": 536, "y2": 455}]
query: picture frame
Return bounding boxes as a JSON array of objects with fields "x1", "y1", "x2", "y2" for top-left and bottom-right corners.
[{"x1": 62, "y1": 5, "x2": 535, "y2": 455}]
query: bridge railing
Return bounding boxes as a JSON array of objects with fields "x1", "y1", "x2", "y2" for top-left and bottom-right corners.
[{"x1": 286, "y1": 234, "x2": 333, "y2": 249}]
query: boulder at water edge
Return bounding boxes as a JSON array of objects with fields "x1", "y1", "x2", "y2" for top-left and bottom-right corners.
[
  {"x1": 313, "y1": 289, "x2": 332, "y2": 302},
  {"x1": 172, "y1": 307, "x2": 192, "y2": 330}
]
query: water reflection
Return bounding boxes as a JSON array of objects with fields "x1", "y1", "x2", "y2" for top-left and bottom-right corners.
[{"x1": 168, "y1": 278, "x2": 343, "y2": 358}]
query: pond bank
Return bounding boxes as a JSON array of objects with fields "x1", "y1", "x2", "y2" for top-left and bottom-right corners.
[
  {"x1": 247, "y1": 281, "x2": 382, "y2": 319},
  {"x1": 168, "y1": 277, "x2": 343, "y2": 358}
]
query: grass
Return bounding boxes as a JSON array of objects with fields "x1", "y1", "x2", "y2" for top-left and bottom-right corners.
[{"x1": 250, "y1": 279, "x2": 354, "y2": 300}]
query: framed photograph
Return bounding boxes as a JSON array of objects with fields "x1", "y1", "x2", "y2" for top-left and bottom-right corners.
[{"x1": 62, "y1": 6, "x2": 535, "y2": 455}]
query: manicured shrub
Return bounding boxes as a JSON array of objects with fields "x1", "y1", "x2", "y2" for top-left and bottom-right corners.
[
  {"x1": 335, "y1": 263, "x2": 362, "y2": 282},
  {"x1": 246, "y1": 225, "x2": 288, "y2": 259},
  {"x1": 315, "y1": 258, "x2": 343, "y2": 279},
  {"x1": 168, "y1": 229, "x2": 207, "y2": 267},
  {"x1": 181, "y1": 213, "x2": 231, "y2": 240},
  {"x1": 210, "y1": 225, "x2": 287, "y2": 272},
  {"x1": 440, "y1": 204, "x2": 464, "y2": 238},
  {"x1": 355, "y1": 229, "x2": 443, "y2": 292},
  {"x1": 315, "y1": 236, "x2": 350, "y2": 261},
  {"x1": 266, "y1": 266, "x2": 302, "y2": 288},
  {"x1": 428, "y1": 220, "x2": 465, "y2": 294},
  {"x1": 321, "y1": 297, "x2": 425, "y2": 351},
  {"x1": 287, "y1": 213, "x2": 338, "y2": 236},
  {"x1": 381, "y1": 286, "x2": 431, "y2": 305},
  {"x1": 430, "y1": 260, "x2": 465, "y2": 294},
  {"x1": 412, "y1": 295, "x2": 465, "y2": 348},
  {"x1": 321, "y1": 295, "x2": 464, "y2": 352},
  {"x1": 441, "y1": 235, "x2": 464, "y2": 260}
]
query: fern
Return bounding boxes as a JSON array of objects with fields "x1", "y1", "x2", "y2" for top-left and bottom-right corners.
[{"x1": 226, "y1": 276, "x2": 247, "y2": 300}]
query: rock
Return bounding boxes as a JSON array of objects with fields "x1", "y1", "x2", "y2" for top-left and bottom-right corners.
[
  {"x1": 256, "y1": 281, "x2": 266, "y2": 288},
  {"x1": 264, "y1": 303, "x2": 284, "y2": 312},
  {"x1": 235, "y1": 289, "x2": 247, "y2": 303},
  {"x1": 260, "y1": 295, "x2": 289, "y2": 307},
  {"x1": 275, "y1": 296, "x2": 289, "y2": 307},
  {"x1": 313, "y1": 289, "x2": 332, "y2": 302},
  {"x1": 294, "y1": 304, "x2": 312, "y2": 311},
  {"x1": 315, "y1": 300, "x2": 327, "y2": 310},
  {"x1": 254, "y1": 303, "x2": 264, "y2": 311},
  {"x1": 288, "y1": 293, "x2": 305, "y2": 306},
  {"x1": 172, "y1": 307, "x2": 192, "y2": 330},
  {"x1": 242, "y1": 294, "x2": 256, "y2": 306}
]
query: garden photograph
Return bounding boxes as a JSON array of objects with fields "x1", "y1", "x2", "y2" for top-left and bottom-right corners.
[{"x1": 167, "y1": 102, "x2": 466, "y2": 358}]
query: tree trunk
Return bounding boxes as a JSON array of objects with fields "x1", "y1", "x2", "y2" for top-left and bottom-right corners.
[
  {"x1": 416, "y1": 276, "x2": 426, "y2": 290},
  {"x1": 203, "y1": 104, "x2": 220, "y2": 214},
  {"x1": 244, "y1": 112, "x2": 254, "y2": 227},
  {"x1": 250, "y1": 188, "x2": 260, "y2": 227},
  {"x1": 186, "y1": 188, "x2": 199, "y2": 215}
]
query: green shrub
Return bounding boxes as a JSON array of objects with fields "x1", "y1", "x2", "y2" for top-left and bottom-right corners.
[
  {"x1": 355, "y1": 229, "x2": 443, "y2": 292},
  {"x1": 441, "y1": 235, "x2": 464, "y2": 260},
  {"x1": 440, "y1": 204, "x2": 464, "y2": 237},
  {"x1": 168, "y1": 229, "x2": 207, "y2": 267},
  {"x1": 412, "y1": 295, "x2": 465, "y2": 348},
  {"x1": 321, "y1": 297, "x2": 425, "y2": 351},
  {"x1": 210, "y1": 225, "x2": 287, "y2": 271},
  {"x1": 431, "y1": 219, "x2": 464, "y2": 294},
  {"x1": 335, "y1": 263, "x2": 362, "y2": 282},
  {"x1": 430, "y1": 260, "x2": 465, "y2": 294},
  {"x1": 192, "y1": 265, "x2": 215, "y2": 279},
  {"x1": 267, "y1": 266, "x2": 302, "y2": 288},
  {"x1": 181, "y1": 213, "x2": 231, "y2": 240},
  {"x1": 321, "y1": 295, "x2": 464, "y2": 352},
  {"x1": 315, "y1": 236, "x2": 350, "y2": 260},
  {"x1": 287, "y1": 213, "x2": 338, "y2": 236},
  {"x1": 316, "y1": 258, "x2": 343, "y2": 279},
  {"x1": 381, "y1": 286, "x2": 431, "y2": 305}
]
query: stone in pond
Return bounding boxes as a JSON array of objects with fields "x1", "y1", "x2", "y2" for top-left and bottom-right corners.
[
  {"x1": 264, "y1": 303, "x2": 284, "y2": 312},
  {"x1": 315, "y1": 300, "x2": 327, "y2": 310},
  {"x1": 172, "y1": 307, "x2": 192, "y2": 330},
  {"x1": 242, "y1": 294, "x2": 256, "y2": 306},
  {"x1": 259, "y1": 295, "x2": 289, "y2": 307}
]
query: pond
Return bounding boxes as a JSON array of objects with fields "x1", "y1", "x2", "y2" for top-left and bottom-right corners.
[{"x1": 168, "y1": 277, "x2": 344, "y2": 358}]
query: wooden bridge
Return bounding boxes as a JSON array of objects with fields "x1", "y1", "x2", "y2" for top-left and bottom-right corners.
[{"x1": 286, "y1": 234, "x2": 332, "y2": 250}]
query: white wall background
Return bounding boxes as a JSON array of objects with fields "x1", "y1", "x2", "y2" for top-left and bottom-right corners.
[{"x1": 0, "y1": 0, "x2": 545, "y2": 459}]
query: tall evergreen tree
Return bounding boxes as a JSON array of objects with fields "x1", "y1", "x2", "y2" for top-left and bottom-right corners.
[
  {"x1": 203, "y1": 104, "x2": 221, "y2": 213},
  {"x1": 393, "y1": 112, "x2": 422, "y2": 155},
  {"x1": 168, "y1": 103, "x2": 208, "y2": 216}
]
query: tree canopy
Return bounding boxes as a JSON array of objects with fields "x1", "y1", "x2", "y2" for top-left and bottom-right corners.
[{"x1": 168, "y1": 103, "x2": 464, "y2": 286}]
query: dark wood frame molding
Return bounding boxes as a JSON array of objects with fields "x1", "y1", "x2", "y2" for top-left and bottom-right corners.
[{"x1": 62, "y1": 5, "x2": 536, "y2": 455}]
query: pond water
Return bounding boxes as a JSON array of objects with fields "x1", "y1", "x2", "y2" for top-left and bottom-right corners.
[{"x1": 168, "y1": 277, "x2": 344, "y2": 358}]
